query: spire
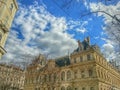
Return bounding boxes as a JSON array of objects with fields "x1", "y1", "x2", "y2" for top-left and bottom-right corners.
[{"x1": 77, "y1": 40, "x2": 83, "y2": 51}]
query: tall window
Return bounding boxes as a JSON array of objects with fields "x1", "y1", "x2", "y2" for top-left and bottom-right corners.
[
  {"x1": 48, "y1": 87, "x2": 51, "y2": 90},
  {"x1": 89, "y1": 69, "x2": 93, "y2": 77},
  {"x1": 74, "y1": 58, "x2": 77, "y2": 63},
  {"x1": 61, "y1": 87, "x2": 65, "y2": 90},
  {"x1": 67, "y1": 86, "x2": 72, "y2": 90},
  {"x1": 87, "y1": 54, "x2": 91, "y2": 60},
  {"x1": 74, "y1": 71, "x2": 77, "y2": 79},
  {"x1": 80, "y1": 56, "x2": 83, "y2": 62},
  {"x1": 81, "y1": 70, "x2": 85, "y2": 78},
  {"x1": 75, "y1": 88, "x2": 78, "y2": 90},
  {"x1": 10, "y1": 3, "x2": 13, "y2": 11},
  {"x1": 67, "y1": 70, "x2": 71, "y2": 80},
  {"x1": 61, "y1": 71, "x2": 65, "y2": 81},
  {"x1": 82, "y1": 87, "x2": 86, "y2": 90},
  {"x1": 90, "y1": 87, "x2": 94, "y2": 90}
]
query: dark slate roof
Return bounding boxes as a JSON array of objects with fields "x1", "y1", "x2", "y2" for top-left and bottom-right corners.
[{"x1": 55, "y1": 56, "x2": 70, "y2": 67}]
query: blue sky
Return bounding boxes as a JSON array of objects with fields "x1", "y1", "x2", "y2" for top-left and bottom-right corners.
[{"x1": 1, "y1": 0, "x2": 120, "y2": 65}]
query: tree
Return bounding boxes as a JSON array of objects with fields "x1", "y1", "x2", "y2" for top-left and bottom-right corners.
[{"x1": 52, "y1": 0, "x2": 120, "y2": 63}]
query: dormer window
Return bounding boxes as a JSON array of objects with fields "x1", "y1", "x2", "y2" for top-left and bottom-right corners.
[{"x1": 10, "y1": 3, "x2": 13, "y2": 11}]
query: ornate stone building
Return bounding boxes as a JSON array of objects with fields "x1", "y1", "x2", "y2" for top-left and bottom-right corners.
[
  {"x1": 24, "y1": 37, "x2": 120, "y2": 90},
  {"x1": 0, "y1": 63, "x2": 25, "y2": 90},
  {"x1": 0, "y1": 0, "x2": 18, "y2": 58}
]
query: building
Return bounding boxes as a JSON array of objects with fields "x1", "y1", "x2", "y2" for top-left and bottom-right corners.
[
  {"x1": 0, "y1": 63, "x2": 25, "y2": 90},
  {"x1": 0, "y1": 0, "x2": 18, "y2": 58},
  {"x1": 24, "y1": 37, "x2": 120, "y2": 90}
]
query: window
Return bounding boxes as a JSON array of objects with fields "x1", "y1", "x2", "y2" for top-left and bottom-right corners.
[
  {"x1": 10, "y1": 3, "x2": 14, "y2": 11},
  {"x1": 61, "y1": 71, "x2": 65, "y2": 81},
  {"x1": 74, "y1": 58, "x2": 77, "y2": 63},
  {"x1": 90, "y1": 87, "x2": 94, "y2": 90},
  {"x1": 75, "y1": 88, "x2": 78, "y2": 90},
  {"x1": 52, "y1": 87, "x2": 55, "y2": 90},
  {"x1": 67, "y1": 70, "x2": 71, "y2": 80},
  {"x1": 74, "y1": 71, "x2": 77, "y2": 79},
  {"x1": 82, "y1": 87, "x2": 86, "y2": 90},
  {"x1": 61, "y1": 87, "x2": 65, "y2": 90},
  {"x1": 89, "y1": 69, "x2": 93, "y2": 77},
  {"x1": 81, "y1": 71, "x2": 85, "y2": 78},
  {"x1": 87, "y1": 54, "x2": 91, "y2": 60},
  {"x1": 67, "y1": 86, "x2": 72, "y2": 90},
  {"x1": 48, "y1": 87, "x2": 51, "y2": 90},
  {"x1": 80, "y1": 56, "x2": 83, "y2": 62}
]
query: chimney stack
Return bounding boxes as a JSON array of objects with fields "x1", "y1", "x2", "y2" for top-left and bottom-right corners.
[
  {"x1": 86, "y1": 37, "x2": 90, "y2": 45},
  {"x1": 77, "y1": 40, "x2": 83, "y2": 51}
]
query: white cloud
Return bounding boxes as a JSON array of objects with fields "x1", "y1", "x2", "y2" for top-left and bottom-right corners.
[
  {"x1": 90, "y1": 2, "x2": 120, "y2": 62},
  {"x1": 0, "y1": 2, "x2": 81, "y2": 65},
  {"x1": 76, "y1": 28, "x2": 87, "y2": 34},
  {"x1": 102, "y1": 43, "x2": 115, "y2": 60}
]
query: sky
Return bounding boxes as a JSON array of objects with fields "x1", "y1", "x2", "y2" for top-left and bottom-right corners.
[{"x1": 0, "y1": 0, "x2": 120, "y2": 66}]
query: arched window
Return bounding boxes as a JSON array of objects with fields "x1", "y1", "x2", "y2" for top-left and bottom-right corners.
[
  {"x1": 67, "y1": 70, "x2": 71, "y2": 80},
  {"x1": 61, "y1": 86, "x2": 65, "y2": 90},
  {"x1": 61, "y1": 71, "x2": 65, "y2": 81},
  {"x1": 74, "y1": 58, "x2": 77, "y2": 63},
  {"x1": 82, "y1": 87, "x2": 86, "y2": 90},
  {"x1": 81, "y1": 70, "x2": 85, "y2": 78},
  {"x1": 74, "y1": 71, "x2": 78, "y2": 79},
  {"x1": 67, "y1": 86, "x2": 72, "y2": 90},
  {"x1": 10, "y1": 3, "x2": 14, "y2": 11},
  {"x1": 80, "y1": 56, "x2": 83, "y2": 62},
  {"x1": 75, "y1": 88, "x2": 78, "y2": 90},
  {"x1": 88, "y1": 69, "x2": 93, "y2": 77},
  {"x1": 48, "y1": 87, "x2": 51, "y2": 90},
  {"x1": 87, "y1": 54, "x2": 91, "y2": 60},
  {"x1": 90, "y1": 87, "x2": 94, "y2": 90}
]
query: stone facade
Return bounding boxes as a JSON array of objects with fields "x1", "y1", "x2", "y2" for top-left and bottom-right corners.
[
  {"x1": 0, "y1": 64, "x2": 25, "y2": 90},
  {"x1": 0, "y1": 0, "x2": 18, "y2": 58},
  {"x1": 24, "y1": 37, "x2": 120, "y2": 90}
]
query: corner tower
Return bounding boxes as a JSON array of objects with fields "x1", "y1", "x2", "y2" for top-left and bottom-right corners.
[{"x1": 0, "y1": 0, "x2": 18, "y2": 58}]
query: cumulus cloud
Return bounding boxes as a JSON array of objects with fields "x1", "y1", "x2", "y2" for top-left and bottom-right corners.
[
  {"x1": 102, "y1": 43, "x2": 115, "y2": 60},
  {"x1": 0, "y1": 2, "x2": 84, "y2": 65}
]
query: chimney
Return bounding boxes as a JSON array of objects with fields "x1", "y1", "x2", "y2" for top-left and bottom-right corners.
[
  {"x1": 77, "y1": 40, "x2": 83, "y2": 51},
  {"x1": 86, "y1": 37, "x2": 90, "y2": 45}
]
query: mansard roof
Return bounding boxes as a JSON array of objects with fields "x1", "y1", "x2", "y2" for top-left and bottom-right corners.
[
  {"x1": 55, "y1": 56, "x2": 70, "y2": 67},
  {"x1": 73, "y1": 37, "x2": 100, "y2": 53}
]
